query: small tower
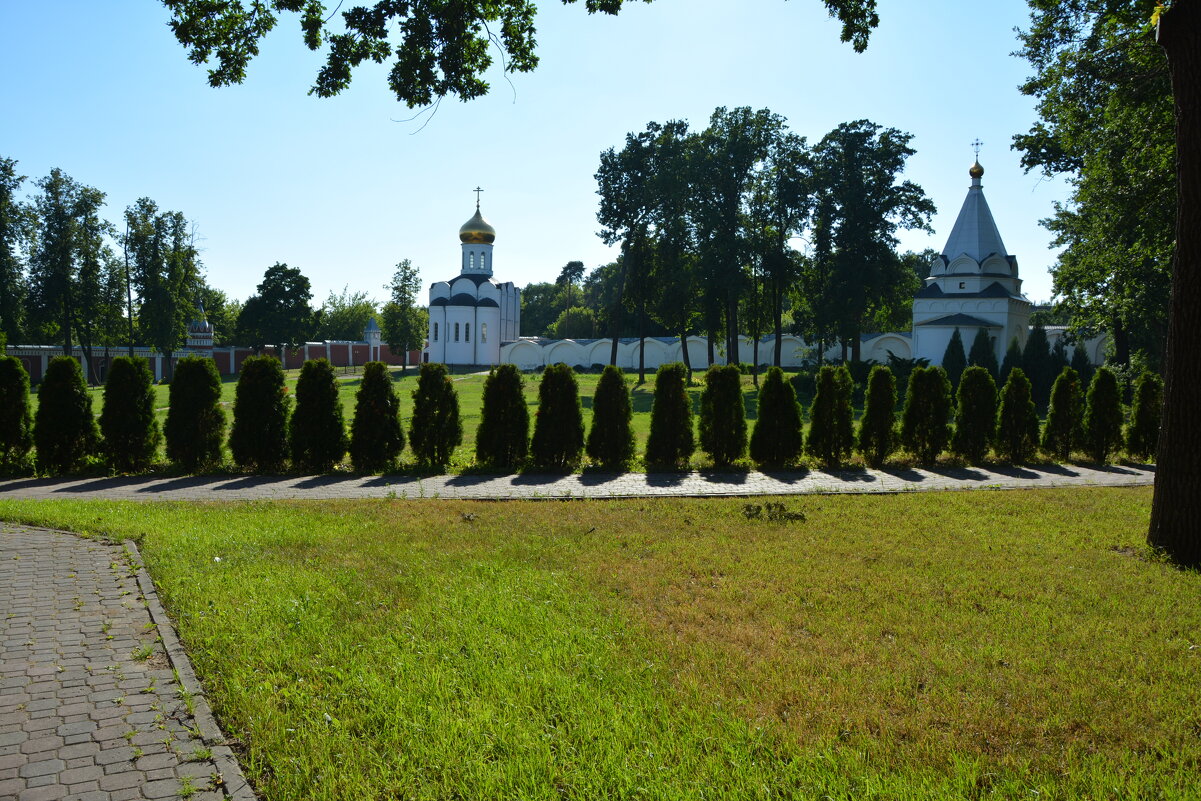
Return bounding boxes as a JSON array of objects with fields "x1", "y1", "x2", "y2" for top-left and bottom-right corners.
[
  {"x1": 185, "y1": 302, "x2": 214, "y2": 357},
  {"x1": 459, "y1": 188, "x2": 496, "y2": 276},
  {"x1": 363, "y1": 316, "x2": 382, "y2": 362}
]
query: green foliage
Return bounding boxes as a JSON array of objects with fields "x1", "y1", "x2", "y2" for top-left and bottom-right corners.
[
  {"x1": 1041, "y1": 367, "x2": 1084, "y2": 461},
  {"x1": 349, "y1": 362, "x2": 405, "y2": 472},
  {"x1": 380, "y1": 259, "x2": 426, "y2": 359},
  {"x1": 586, "y1": 366, "x2": 635, "y2": 470},
  {"x1": 1070, "y1": 343, "x2": 1094, "y2": 386},
  {"x1": 941, "y1": 328, "x2": 967, "y2": 390},
  {"x1": 99, "y1": 357, "x2": 160, "y2": 472},
  {"x1": 750, "y1": 366, "x2": 803, "y2": 469},
  {"x1": 1125, "y1": 371, "x2": 1163, "y2": 461},
  {"x1": 698, "y1": 364, "x2": 747, "y2": 466},
  {"x1": 951, "y1": 366, "x2": 997, "y2": 463},
  {"x1": 289, "y1": 359, "x2": 347, "y2": 472},
  {"x1": 644, "y1": 362, "x2": 694, "y2": 468},
  {"x1": 229, "y1": 355, "x2": 290, "y2": 472},
  {"x1": 0, "y1": 158, "x2": 27, "y2": 346},
  {"x1": 165, "y1": 356, "x2": 225, "y2": 470},
  {"x1": 236, "y1": 263, "x2": 314, "y2": 350},
  {"x1": 900, "y1": 366, "x2": 951, "y2": 465},
  {"x1": 805, "y1": 365, "x2": 854, "y2": 468},
  {"x1": 1083, "y1": 367, "x2": 1124, "y2": 464},
  {"x1": 999, "y1": 337, "x2": 1022, "y2": 387},
  {"x1": 125, "y1": 198, "x2": 198, "y2": 362},
  {"x1": 409, "y1": 363, "x2": 462, "y2": 469},
  {"x1": 967, "y1": 327, "x2": 999, "y2": 379},
  {"x1": 1022, "y1": 325, "x2": 1054, "y2": 408},
  {"x1": 547, "y1": 306, "x2": 596, "y2": 340},
  {"x1": 33, "y1": 356, "x2": 98, "y2": 474},
  {"x1": 0, "y1": 355, "x2": 33, "y2": 467},
  {"x1": 995, "y1": 368, "x2": 1040, "y2": 464},
  {"x1": 856, "y1": 365, "x2": 897, "y2": 468},
  {"x1": 475, "y1": 364, "x2": 529, "y2": 470},
  {"x1": 530, "y1": 363, "x2": 585, "y2": 471},
  {"x1": 315, "y1": 286, "x2": 377, "y2": 341}
]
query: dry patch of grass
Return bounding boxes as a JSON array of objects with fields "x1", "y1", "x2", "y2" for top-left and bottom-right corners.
[{"x1": 2, "y1": 487, "x2": 1198, "y2": 799}]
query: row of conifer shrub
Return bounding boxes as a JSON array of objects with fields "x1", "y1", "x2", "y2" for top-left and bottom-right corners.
[{"x1": 0, "y1": 354, "x2": 1161, "y2": 476}]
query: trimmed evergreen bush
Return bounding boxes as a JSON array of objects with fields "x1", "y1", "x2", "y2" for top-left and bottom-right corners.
[
  {"x1": 1000, "y1": 337, "x2": 1022, "y2": 387},
  {"x1": 0, "y1": 356, "x2": 34, "y2": 469},
  {"x1": 941, "y1": 328, "x2": 967, "y2": 390},
  {"x1": 1083, "y1": 366, "x2": 1124, "y2": 463},
  {"x1": 1040, "y1": 366, "x2": 1084, "y2": 461},
  {"x1": 900, "y1": 366, "x2": 952, "y2": 465},
  {"x1": 34, "y1": 356, "x2": 98, "y2": 474},
  {"x1": 698, "y1": 364, "x2": 747, "y2": 466},
  {"x1": 1023, "y1": 325, "x2": 1054, "y2": 408},
  {"x1": 805, "y1": 365, "x2": 854, "y2": 468},
  {"x1": 349, "y1": 361, "x2": 405, "y2": 472},
  {"x1": 856, "y1": 365, "x2": 897, "y2": 468},
  {"x1": 530, "y1": 363, "x2": 585, "y2": 470},
  {"x1": 1070, "y1": 344, "x2": 1094, "y2": 386},
  {"x1": 229, "y1": 355, "x2": 291, "y2": 472},
  {"x1": 995, "y1": 367, "x2": 1040, "y2": 463},
  {"x1": 165, "y1": 356, "x2": 226, "y2": 470},
  {"x1": 586, "y1": 365, "x2": 635, "y2": 470},
  {"x1": 1051, "y1": 338, "x2": 1069, "y2": 377},
  {"x1": 644, "y1": 362, "x2": 694, "y2": 468},
  {"x1": 99, "y1": 356, "x2": 160, "y2": 472},
  {"x1": 476, "y1": 363, "x2": 530, "y2": 470},
  {"x1": 410, "y1": 362, "x2": 462, "y2": 468},
  {"x1": 289, "y1": 358, "x2": 347, "y2": 472},
  {"x1": 950, "y1": 366, "x2": 996, "y2": 463},
  {"x1": 967, "y1": 327, "x2": 999, "y2": 379},
  {"x1": 750, "y1": 366, "x2": 803, "y2": 469},
  {"x1": 1125, "y1": 370, "x2": 1163, "y2": 461}
]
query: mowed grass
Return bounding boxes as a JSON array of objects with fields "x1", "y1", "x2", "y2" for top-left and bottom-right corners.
[{"x1": 2, "y1": 487, "x2": 1198, "y2": 798}]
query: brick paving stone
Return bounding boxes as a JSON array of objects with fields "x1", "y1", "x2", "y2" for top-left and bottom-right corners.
[{"x1": 1, "y1": 527, "x2": 242, "y2": 800}]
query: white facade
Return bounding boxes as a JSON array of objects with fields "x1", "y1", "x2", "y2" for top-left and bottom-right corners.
[{"x1": 424, "y1": 205, "x2": 520, "y2": 367}]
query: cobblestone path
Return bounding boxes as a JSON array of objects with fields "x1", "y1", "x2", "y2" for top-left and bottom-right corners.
[
  {"x1": 0, "y1": 463, "x2": 1155, "y2": 502},
  {"x1": 0, "y1": 526, "x2": 253, "y2": 801}
]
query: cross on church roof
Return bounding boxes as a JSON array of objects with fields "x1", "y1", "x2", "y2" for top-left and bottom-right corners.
[
  {"x1": 473, "y1": 186, "x2": 484, "y2": 209},
  {"x1": 971, "y1": 138, "x2": 983, "y2": 158}
]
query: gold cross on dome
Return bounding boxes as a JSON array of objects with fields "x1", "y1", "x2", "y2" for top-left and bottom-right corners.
[
  {"x1": 473, "y1": 186, "x2": 484, "y2": 209},
  {"x1": 971, "y1": 138, "x2": 983, "y2": 158}
]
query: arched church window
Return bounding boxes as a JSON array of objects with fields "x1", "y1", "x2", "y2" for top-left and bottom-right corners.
[
  {"x1": 454, "y1": 323, "x2": 460, "y2": 342},
  {"x1": 481, "y1": 323, "x2": 487, "y2": 343},
  {"x1": 465, "y1": 323, "x2": 471, "y2": 342},
  {"x1": 433, "y1": 323, "x2": 439, "y2": 341}
]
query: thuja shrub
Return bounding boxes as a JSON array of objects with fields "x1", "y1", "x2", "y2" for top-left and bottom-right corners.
[
  {"x1": 1070, "y1": 345, "x2": 1094, "y2": 387},
  {"x1": 229, "y1": 355, "x2": 291, "y2": 472},
  {"x1": 99, "y1": 356, "x2": 160, "y2": 472},
  {"x1": 1000, "y1": 337, "x2": 1022, "y2": 387},
  {"x1": 1083, "y1": 367, "x2": 1124, "y2": 463},
  {"x1": 644, "y1": 362, "x2": 694, "y2": 468},
  {"x1": 289, "y1": 358, "x2": 347, "y2": 472},
  {"x1": 165, "y1": 356, "x2": 225, "y2": 470},
  {"x1": 0, "y1": 356, "x2": 33, "y2": 469},
  {"x1": 1040, "y1": 367, "x2": 1084, "y2": 461},
  {"x1": 698, "y1": 364, "x2": 747, "y2": 466},
  {"x1": 805, "y1": 365, "x2": 854, "y2": 469},
  {"x1": 530, "y1": 363, "x2": 585, "y2": 471},
  {"x1": 1125, "y1": 370, "x2": 1163, "y2": 461},
  {"x1": 950, "y1": 366, "x2": 997, "y2": 463},
  {"x1": 349, "y1": 361, "x2": 404, "y2": 472},
  {"x1": 476, "y1": 363, "x2": 530, "y2": 470},
  {"x1": 750, "y1": 366, "x2": 802, "y2": 469},
  {"x1": 941, "y1": 328, "x2": 967, "y2": 390},
  {"x1": 900, "y1": 366, "x2": 952, "y2": 465},
  {"x1": 995, "y1": 367, "x2": 1040, "y2": 463},
  {"x1": 410, "y1": 363, "x2": 462, "y2": 469},
  {"x1": 34, "y1": 356, "x2": 99, "y2": 474},
  {"x1": 968, "y1": 327, "x2": 999, "y2": 379},
  {"x1": 586, "y1": 366, "x2": 635, "y2": 470},
  {"x1": 856, "y1": 365, "x2": 897, "y2": 468}
]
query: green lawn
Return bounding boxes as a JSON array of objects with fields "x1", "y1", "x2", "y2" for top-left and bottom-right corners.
[{"x1": 2, "y1": 487, "x2": 1197, "y2": 799}]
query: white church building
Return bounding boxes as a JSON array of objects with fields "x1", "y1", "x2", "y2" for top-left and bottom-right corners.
[{"x1": 425, "y1": 163, "x2": 1104, "y2": 371}]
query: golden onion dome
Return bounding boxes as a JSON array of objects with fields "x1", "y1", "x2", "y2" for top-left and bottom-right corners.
[
  {"x1": 459, "y1": 207, "x2": 496, "y2": 244},
  {"x1": 969, "y1": 159, "x2": 984, "y2": 179}
]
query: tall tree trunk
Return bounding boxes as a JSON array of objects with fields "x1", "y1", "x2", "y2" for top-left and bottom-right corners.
[
  {"x1": 679, "y1": 325, "x2": 692, "y2": 378},
  {"x1": 638, "y1": 301, "x2": 646, "y2": 384},
  {"x1": 752, "y1": 337, "x2": 760, "y2": 388},
  {"x1": 707, "y1": 330, "x2": 715, "y2": 366},
  {"x1": 1150, "y1": 0, "x2": 1201, "y2": 567},
  {"x1": 851, "y1": 334, "x2": 862, "y2": 363},
  {"x1": 124, "y1": 225, "x2": 135, "y2": 358},
  {"x1": 1112, "y1": 317, "x2": 1131, "y2": 367},
  {"x1": 726, "y1": 291, "x2": 739, "y2": 366},
  {"x1": 609, "y1": 241, "x2": 630, "y2": 366},
  {"x1": 773, "y1": 278, "x2": 783, "y2": 368},
  {"x1": 61, "y1": 292, "x2": 73, "y2": 356}
]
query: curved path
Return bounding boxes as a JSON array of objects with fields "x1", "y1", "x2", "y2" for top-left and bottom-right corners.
[{"x1": 0, "y1": 463, "x2": 1154, "y2": 502}]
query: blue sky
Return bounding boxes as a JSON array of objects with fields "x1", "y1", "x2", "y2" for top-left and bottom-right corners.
[{"x1": 1, "y1": 0, "x2": 1069, "y2": 309}]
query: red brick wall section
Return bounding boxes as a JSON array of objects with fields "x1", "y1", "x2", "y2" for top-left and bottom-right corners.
[{"x1": 214, "y1": 351, "x2": 231, "y2": 375}]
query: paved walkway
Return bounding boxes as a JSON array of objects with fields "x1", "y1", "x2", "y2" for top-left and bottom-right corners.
[
  {"x1": 0, "y1": 463, "x2": 1155, "y2": 501},
  {"x1": 0, "y1": 525, "x2": 254, "y2": 801}
]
